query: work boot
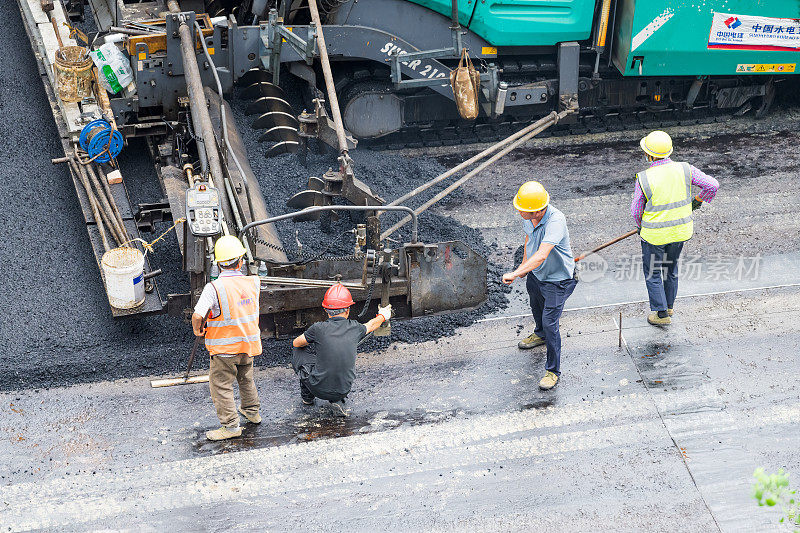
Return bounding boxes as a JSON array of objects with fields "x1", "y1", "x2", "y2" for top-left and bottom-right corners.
[
  {"x1": 300, "y1": 382, "x2": 315, "y2": 406},
  {"x1": 539, "y1": 371, "x2": 559, "y2": 390},
  {"x1": 238, "y1": 406, "x2": 262, "y2": 424},
  {"x1": 206, "y1": 425, "x2": 242, "y2": 441},
  {"x1": 647, "y1": 312, "x2": 671, "y2": 326},
  {"x1": 518, "y1": 332, "x2": 546, "y2": 349},
  {"x1": 667, "y1": 308, "x2": 674, "y2": 317},
  {"x1": 329, "y1": 399, "x2": 349, "y2": 417}
]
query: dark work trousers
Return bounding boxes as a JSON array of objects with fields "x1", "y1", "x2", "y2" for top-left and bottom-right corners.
[
  {"x1": 291, "y1": 346, "x2": 346, "y2": 403},
  {"x1": 640, "y1": 239, "x2": 685, "y2": 312},
  {"x1": 526, "y1": 274, "x2": 578, "y2": 376}
]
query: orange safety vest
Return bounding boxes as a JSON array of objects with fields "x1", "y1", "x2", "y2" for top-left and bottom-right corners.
[{"x1": 204, "y1": 275, "x2": 262, "y2": 357}]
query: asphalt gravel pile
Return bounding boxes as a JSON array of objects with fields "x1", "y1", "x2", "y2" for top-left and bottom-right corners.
[
  {"x1": 231, "y1": 90, "x2": 511, "y2": 356},
  {"x1": 0, "y1": 2, "x2": 507, "y2": 391}
]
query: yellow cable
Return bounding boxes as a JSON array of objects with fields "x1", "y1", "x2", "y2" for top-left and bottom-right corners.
[{"x1": 119, "y1": 217, "x2": 186, "y2": 254}]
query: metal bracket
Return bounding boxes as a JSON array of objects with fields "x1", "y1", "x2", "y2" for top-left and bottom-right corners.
[
  {"x1": 135, "y1": 201, "x2": 173, "y2": 233},
  {"x1": 262, "y1": 8, "x2": 317, "y2": 84},
  {"x1": 388, "y1": 18, "x2": 473, "y2": 90},
  {"x1": 298, "y1": 98, "x2": 357, "y2": 151},
  {"x1": 404, "y1": 241, "x2": 487, "y2": 316},
  {"x1": 165, "y1": 11, "x2": 197, "y2": 77}
]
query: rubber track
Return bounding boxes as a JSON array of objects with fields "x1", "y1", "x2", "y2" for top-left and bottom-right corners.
[{"x1": 362, "y1": 106, "x2": 734, "y2": 151}]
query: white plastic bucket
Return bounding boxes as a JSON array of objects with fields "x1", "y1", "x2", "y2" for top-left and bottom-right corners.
[{"x1": 101, "y1": 247, "x2": 145, "y2": 309}]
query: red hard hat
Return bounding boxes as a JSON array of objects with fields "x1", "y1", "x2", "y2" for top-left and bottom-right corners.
[{"x1": 322, "y1": 283, "x2": 355, "y2": 310}]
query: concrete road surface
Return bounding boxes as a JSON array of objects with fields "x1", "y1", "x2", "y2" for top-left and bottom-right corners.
[{"x1": 1, "y1": 288, "x2": 797, "y2": 532}]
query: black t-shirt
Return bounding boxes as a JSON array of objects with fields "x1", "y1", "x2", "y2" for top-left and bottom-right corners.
[{"x1": 303, "y1": 317, "x2": 367, "y2": 397}]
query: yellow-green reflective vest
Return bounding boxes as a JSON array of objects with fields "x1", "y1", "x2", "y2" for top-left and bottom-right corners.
[{"x1": 637, "y1": 162, "x2": 694, "y2": 246}]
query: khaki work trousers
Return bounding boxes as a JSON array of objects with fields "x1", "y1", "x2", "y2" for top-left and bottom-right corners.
[{"x1": 209, "y1": 354, "x2": 260, "y2": 427}]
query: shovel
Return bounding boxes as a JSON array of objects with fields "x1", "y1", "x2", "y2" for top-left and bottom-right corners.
[
  {"x1": 574, "y1": 229, "x2": 638, "y2": 262},
  {"x1": 150, "y1": 323, "x2": 210, "y2": 388}
]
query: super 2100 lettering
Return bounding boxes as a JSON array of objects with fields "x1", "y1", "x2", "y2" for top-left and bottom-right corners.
[{"x1": 380, "y1": 42, "x2": 448, "y2": 80}]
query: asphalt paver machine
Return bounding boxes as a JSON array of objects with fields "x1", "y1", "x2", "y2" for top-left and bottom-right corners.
[
  {"x1": 17, "y1": 0, "x2": 800, "y2": 336},
  {"x1": 17, "y1": 0, "x2": 490, "y2": 337}
]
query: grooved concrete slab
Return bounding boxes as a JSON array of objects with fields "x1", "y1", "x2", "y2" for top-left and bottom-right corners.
[{"x1": 2, "y1": 288, "x2": 797, "y2": 531}]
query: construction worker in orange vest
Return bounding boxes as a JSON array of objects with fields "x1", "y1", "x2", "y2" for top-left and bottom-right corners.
[
  {"x1": 291, "y1": 283, "x2": 392, "y2": 416},
  {"x1": 192, "y1": 235, "x2": 262, "y2": 441}
]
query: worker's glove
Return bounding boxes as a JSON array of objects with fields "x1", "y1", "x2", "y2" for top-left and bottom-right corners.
[
  {"x1": 377, "y1": 304, "x2": 392, "y2": 322},
  {"x1": 692, "y1": 198, "x2": 703, "y2": 211}
]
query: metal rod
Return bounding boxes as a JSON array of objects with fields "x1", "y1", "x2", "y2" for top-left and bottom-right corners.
[
  {"x1": 259, "y1": 276, "x2": 365, "y2": 289},
  {"x1": 618, "y1": 310, "x2": 623, "y2": 348},
  {"x1": 125, "y1": 21, "x2": 165, "y2": 33},
  {"x1": 241, "y1": 205, "x2": 419, "y2": 244},
  {"x1": 307, "y1": 0, "x2": 349, "y2": 156},
  {"x1": 109, "y1": 26, "x2": 152, "y2": 36},
  {"x1": 168, "y1": 8, "x2": 231, "y2": 233},
  {"x1": 69, "y1": 158, "x2": 110, "y2": 252},
  {"x1": 96, "y1": 166, "x2": 129, "y2": 242},
  {"x1": 573, "y1": 229, "x2": 638, "y2": 262},
  {"x1": 193, "y1": 21, "x2": 228, "y2": 159},
  {"x1": 80, "y1": 161, "x2": 122, "y2": 246},
  {"x1": 183, "y1": 332, "x2": 202, "y2": 381},
  {"x1": 194, "y1": 20, "x2": 257, "y2": 226},
  {"x1": 86, "y1": 164, "x2": 124, "y2": 245},
  {"x1": 381, "y1": 111, "x2": 567, "y2": 241},
  {"x1": 50, "y1": 14, "x2": 64, "y2": 49},
  {"x1": 143, "y1": 269, "x2": 163, "y2": 280},
  {"x1": 451, "y1": 0, "x2": 459, "y2": 28},
  {"x1": 221, "y1": 172, "x2": 255, "y2": 262},
  {"x1": 86, "y1": 164, "x2": 126, "y2": 245},
  {"x1": 387, "y1": 112, "x2": 564, "y2": 208}
]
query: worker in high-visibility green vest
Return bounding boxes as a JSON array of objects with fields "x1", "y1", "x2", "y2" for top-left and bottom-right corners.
[{"x1": 632, "y1": 131, "x2": 720, "y2": 326}]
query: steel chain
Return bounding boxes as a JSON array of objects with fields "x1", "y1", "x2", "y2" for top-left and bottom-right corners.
[{"x1": 230, "y1": 217, "x2": 360, "y2": 263}]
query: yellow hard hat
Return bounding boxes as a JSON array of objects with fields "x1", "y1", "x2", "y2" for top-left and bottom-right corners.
[
  {"x1": 214, "y1": 235, "x2": 247, "y2": 264},
  {"x1": 513, "y1": 181, "x2": 550, "y2": 212},
  {"x1": 640, "y1": 130, "x2": 673, "y2": 158}
]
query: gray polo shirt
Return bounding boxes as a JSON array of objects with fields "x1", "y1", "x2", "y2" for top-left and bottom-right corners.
[{"x1": 523, "y1": 205, "x2": 575, "y2": 282}]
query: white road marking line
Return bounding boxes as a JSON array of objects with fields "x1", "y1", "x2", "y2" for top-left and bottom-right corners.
[{"x1": 478, "y1": 282, "x2": 800, "y2": 323}]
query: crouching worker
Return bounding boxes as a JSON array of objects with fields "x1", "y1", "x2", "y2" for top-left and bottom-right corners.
[
  {"x1": 292, "y1": 283, "x2": 391, "y2": 416},
  {"x1": 192, "y1": 235, "x2": 262, "y2": 441}
]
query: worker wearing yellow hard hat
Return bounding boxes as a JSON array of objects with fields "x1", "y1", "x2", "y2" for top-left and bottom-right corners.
[
  {"x1": 214, "y1": 235, "x2": 248, "y2": 266},
  {"x1": 503, "y1": 181, "x2": 577, "y2": 391},
  {"x1": 192, "y1": 235, "x2": 263, "y2": 441},
  {"x1": 632, "y1": 131, "x2": 720, "y2": 326}
]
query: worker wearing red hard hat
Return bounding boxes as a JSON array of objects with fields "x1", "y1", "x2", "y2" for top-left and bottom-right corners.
[{"x1": 291, "y1": 283, "x2": 391, "y2": 416}]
